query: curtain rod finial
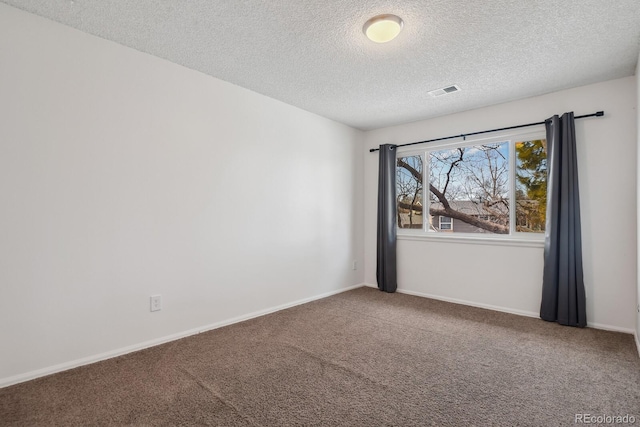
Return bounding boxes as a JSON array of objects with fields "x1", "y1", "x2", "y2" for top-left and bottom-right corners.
[{"x1": 596, "y1": 111, "x2": 604, "y2": 117}]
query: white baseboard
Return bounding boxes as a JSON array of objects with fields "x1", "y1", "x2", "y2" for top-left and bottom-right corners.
[
  {"x1": 394, "y1": 287, "x2": 540, "y2": 319},
  {"x1": 363, "y1": 283, "x2": 636, "y2": 335},
  {"x1": 0, "y1": 283, "x2": 365, "y2": 389},
  {"x1": 4, "y1": 283, "x2": 634, "y2": 388},
  {"x1": 586, "y1": 322, "x2": 636, "y2": 334}
]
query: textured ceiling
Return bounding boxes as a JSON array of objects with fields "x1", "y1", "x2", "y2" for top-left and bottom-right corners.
[{"x1": 2, "y1": 0, "x2": 640, "y2": 130}]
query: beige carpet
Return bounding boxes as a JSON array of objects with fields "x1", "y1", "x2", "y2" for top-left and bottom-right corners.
[{"x1": 1, "y1": 287, "x2": 639, "y2": 426}]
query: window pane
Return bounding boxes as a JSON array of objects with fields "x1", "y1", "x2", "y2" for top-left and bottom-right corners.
[
  {"x1": 515, "y1": 139, "x2": 547, "y2": 233},
  {"x1": 397, "y1": 155, "x2": 423, "y2": 229},
  {"x1": 429, "y1": 142, "x2": 509, "y2": 234}
]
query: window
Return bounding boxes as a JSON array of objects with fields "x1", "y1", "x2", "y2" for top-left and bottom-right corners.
[
  {"x1": 396, "y1": 134, "x2": 547, "y2": 237},
  {"x1": 439, "y1": 216, "x2": 452, "y2": 231},
  {"x1": 515, "y1": 140, "x2": 547, "y2": 232},
  {"x1": 397, "y1": 154, "x2": 423, "y2": 229}
]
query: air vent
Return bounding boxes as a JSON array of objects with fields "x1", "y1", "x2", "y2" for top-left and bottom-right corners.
[{"x1": 428, "y1": 84, "x2": 461, "y2": 97}]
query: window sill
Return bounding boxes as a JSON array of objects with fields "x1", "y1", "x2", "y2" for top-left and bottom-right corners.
[{"x1": 397, "y1": 232, "x2": 545, "y2": 248}]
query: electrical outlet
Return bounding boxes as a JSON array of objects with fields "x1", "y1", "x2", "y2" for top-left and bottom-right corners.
[
  {"x1": 150, "y1": 295, "x2": 162, "y2": 312},
  {"x1": 352, "y1": 260, "x2": 357, "y2": 270}
]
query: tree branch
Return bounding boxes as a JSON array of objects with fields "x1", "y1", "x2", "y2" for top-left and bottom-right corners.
[
  {"x1": 397, "y1": 157, "x2": 508, "y2": 234},
  {"x1": 442, "y1": 148, "x2": 464, "y2": 196},
  {"x1": 398, "y1": 202, "x2": 509, "y2": 234}
]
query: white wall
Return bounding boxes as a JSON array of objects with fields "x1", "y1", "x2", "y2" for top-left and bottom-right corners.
[
  {"x1": 0, "y1": 4, "x2": 364, "y2": 386},
  {"x1": 364, "y1": 77, "x2": 637, "y2": 332},
  {"x1": 636, "y1": 52, "x2": 640, "y2": 348}
]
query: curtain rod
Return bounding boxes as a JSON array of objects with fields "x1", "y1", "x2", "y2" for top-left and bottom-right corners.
[{"x1": 368, "y1": 111, "x2": 604, "y2": 153}]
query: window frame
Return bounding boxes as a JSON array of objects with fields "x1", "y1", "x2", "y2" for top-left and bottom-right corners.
[{"x1": 396, "y1": 129, "x2": 546, "y2": 247}]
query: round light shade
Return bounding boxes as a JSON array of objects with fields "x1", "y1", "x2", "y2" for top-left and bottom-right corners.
[{"x1": 363, "y1": 14, "x2": 404, "y2": 43}]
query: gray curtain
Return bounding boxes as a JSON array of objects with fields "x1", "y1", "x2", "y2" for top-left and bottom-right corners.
[
  {"x1": 540, "y1": 112, "x2": 586, "y2": 327},
  {"x1": 376, "y1": 144, "x2": 397, "y2": 293}
]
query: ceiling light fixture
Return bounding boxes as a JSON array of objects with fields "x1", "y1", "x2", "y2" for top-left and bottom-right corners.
[{"x1": 363, "y1": 14, "x2": 404, "y2": 43}]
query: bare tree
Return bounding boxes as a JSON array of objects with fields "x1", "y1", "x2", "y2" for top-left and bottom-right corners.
[
  {"x1": 397, "y1": 143, "x2": 510, "y2": 234},
  {"x1": 397, "y1": 140, "x2": 547, "y2": 234}
]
